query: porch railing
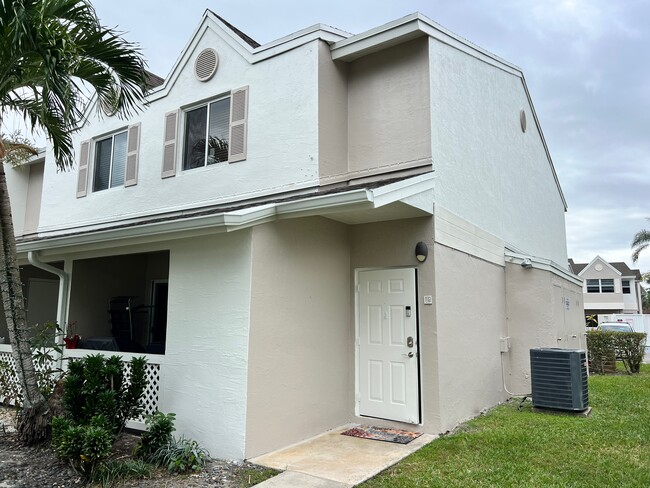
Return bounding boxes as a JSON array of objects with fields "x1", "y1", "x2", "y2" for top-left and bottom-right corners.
[{"x1": 0, "y1": 344, "x2": 161, "y2": 428}]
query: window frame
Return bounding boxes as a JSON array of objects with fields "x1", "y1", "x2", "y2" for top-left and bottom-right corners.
[
  {"x1": 92, "y1": 129, "x2": 129, "y2": 192},
  {"x1": 181, "y1": 94, "x2": 231, "y2": 171},
  {"x1": 622, "y1": 279, "x2": 631, "y2": 294},
  {"x1": 586, "y1": 278, "x2": 616, "y2": 293}
]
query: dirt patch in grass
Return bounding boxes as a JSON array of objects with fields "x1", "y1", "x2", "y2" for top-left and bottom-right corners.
[{"x1": 0, "y1": 406, "x2": 278, "y2": 487}]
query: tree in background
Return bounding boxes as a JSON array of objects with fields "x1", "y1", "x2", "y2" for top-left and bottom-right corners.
[
  {"x1": 632, "y1": 219, "x2": 650, "y2": 264},
  {"x1": 0, "y1": 0, "x2": 147, "y2": 444}
]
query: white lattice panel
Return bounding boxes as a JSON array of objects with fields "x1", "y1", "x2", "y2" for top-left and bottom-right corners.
[
  {"x1": 123, "y1": 361, "x2": 161, "y2": 422},
  {"x1": 0, "y1": 351, "x2": 160, "y2": 425},
  {"x1": 0, "y1": 351, "x2": 20, "y2": 402}
]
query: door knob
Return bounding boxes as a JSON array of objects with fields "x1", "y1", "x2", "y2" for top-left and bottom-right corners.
[{"x1": 403, "y1": 352, "x2": 414, "y2": 358}]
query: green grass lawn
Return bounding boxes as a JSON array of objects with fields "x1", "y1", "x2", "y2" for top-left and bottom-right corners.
[{"x1": 363, "y1": 364, "x2": 650, "y2": 487}]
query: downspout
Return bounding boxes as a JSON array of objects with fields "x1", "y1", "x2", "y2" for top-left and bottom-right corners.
[{"x1": 27, "y1": 251, "x2": 69, "y2": 368}]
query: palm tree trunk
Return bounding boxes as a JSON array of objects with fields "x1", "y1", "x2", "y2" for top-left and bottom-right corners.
[{"x1": 0, "y1": 160, "x2": 50, "y2": 444}]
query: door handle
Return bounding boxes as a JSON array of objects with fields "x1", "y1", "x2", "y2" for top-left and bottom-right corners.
[{"x1": 402, "y1": 352, "x2": 414, "y2": 358}]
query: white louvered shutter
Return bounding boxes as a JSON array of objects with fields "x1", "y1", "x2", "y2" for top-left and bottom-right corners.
[
  {"x1": 162, "y1": 110, "x2": 178, "y2": 178},
  {"x1": 614, "y1": 279, "x2": 621, "y2": 294},
  {"x1": 228, "y1": 86, "x2": 249, "y2": 163},
  {"x1": 124, "y1": 123, "x2": 141, "y2": 187},
  {"x1": 76, "y1": 140, "x2": 91, "y2": 198}
]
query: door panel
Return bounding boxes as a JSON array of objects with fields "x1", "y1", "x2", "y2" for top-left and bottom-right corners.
[{"x1": 358, "y1": 268, "x2": 419, "y2": 423}]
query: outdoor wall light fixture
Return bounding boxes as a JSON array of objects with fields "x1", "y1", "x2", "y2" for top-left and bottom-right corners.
[
  {"x1": 521, "y1": 258, "x2": 533, "y2": 269},
  {"x1": 415, "y1": 241, "x2": 428, "y2": 262}
]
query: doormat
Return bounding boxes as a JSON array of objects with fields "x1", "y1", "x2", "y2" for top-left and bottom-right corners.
[{"x1": 341, "y1": 425, "x2": 422, "y2": 444}]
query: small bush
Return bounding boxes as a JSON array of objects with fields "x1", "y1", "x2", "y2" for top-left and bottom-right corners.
[
  {"x1": 587, "y1": 331, "x2": 647, "y2": 374},
  {"x1": 150, "y1": 436, "x2": 209, "y2": 473},
  {"x1": 51, "y1": 417, "x2": 114, "y2": 477},
  {"x1": 92, "y1": 459, "x2": 152, "y2": 487},
  {"x1": 52, "y1": 354, "x2": 148, "y2": 479},
  {"x1": 135, "y1": 411, "x2": 176, "y2": 460},
  {"x1": 62, "y1": 354, "x2": 147, "y2": 435}
]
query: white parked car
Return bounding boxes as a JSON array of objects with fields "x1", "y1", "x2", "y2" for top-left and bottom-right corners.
[{"x1": 596, "y1": 322, "x2": 634, "y2": 333}]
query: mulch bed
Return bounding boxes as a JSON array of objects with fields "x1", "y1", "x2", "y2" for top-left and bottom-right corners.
[{"x1": 0, "y1": 406, "x2": 273, "y2": 487}]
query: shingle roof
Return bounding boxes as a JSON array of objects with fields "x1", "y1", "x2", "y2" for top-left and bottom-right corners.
[
  {"x1": 212, "y1": 12, "x2": 260, "y2": 48},
  {"x1": 145, "y1": 70, "x2": 164, "y2": 89},
  {"x1": 568, "y1": 258, "x2": 642, "y2": 279}
]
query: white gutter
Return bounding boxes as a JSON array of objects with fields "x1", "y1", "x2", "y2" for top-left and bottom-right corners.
[
  {"x1": 505, "y1": 251, "x2": 582, "y2": 286},
  {"x1": 16, "y1": 173, "x2": 435, "y2": 254},
  {"x1": 27, "y1": 251, "x2": 69, "y2": 367}
]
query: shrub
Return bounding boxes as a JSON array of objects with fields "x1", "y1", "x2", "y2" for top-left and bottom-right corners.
[
  {"x1": 52, "y1": 354, "x2": 148, "y2": 479},
  {"x1": 62, "y1": 354, "x2": 147, "y2": 435},
  {"x1": 587, "y1": 331, "x2": 647, "y2": 374},
  {"x1": 51, "y1": 418, "x2": 113, "y2": 477},
  {"x1": 150, "y1": 436, "x2": 209, "y2": 473},
  {"x1": 615, "y1": 332, "x2": 647, "y2": 373},
  {"x1": 135, "y1": 411, "x2": 176, "y2": 460},
  {"x1": 587, "y1": 331, "x2": 617, "y2": 374}
]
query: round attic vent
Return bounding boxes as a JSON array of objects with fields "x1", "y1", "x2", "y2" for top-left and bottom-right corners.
[
  {"x1": 194, "y1": 48, "x2": 218, "y2": 82},
  {"x1": 520, "y1": 109, "x2": 527, "y2": 133},
  {"x1": 595, "y1": 263, "x2": 603, "y2": 271}
]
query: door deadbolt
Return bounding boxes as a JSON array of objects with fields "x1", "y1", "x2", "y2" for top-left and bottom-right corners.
[
  {"x1": 405, "y1": 306, "x2": 411, "y2": 317},
  {"x1": 407, "y1": 336, "x2": 414, "y2": 348}
]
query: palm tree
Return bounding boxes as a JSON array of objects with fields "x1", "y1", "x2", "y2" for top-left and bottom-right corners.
[
  {"x1": 0, "y1": 0, "x2": 148, "y2": 443},
  {"x1": 631, "y1": 219, "x2": 650, "y2": 263}
]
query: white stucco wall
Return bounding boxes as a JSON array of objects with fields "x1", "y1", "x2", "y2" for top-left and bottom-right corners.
[
  {"x1": 4, "y1": 162, "x2": 29, "y2": 237},
  {"x1": 429, "y1": 37, "x2": 568, "y2": 266},
  {"x1": 162, "y1": 230, "x2": 252, "y2": 460},
  {"x1": 38, "y1": 19, "x2": 320, "y2": 233}
]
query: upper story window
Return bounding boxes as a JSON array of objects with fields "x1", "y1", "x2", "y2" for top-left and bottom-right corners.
[
  {"x1": 93, "y1": 131, "x2": 127, "y2": 191},
  {"x1": 587, "y1": 278, "x2": 615, "y2": 293},
  {"x1": 76, "y1": 123, "x2": 141, "y2": 198},
  {"x1": 622, "y1": 280, "x2": 631, "y2": 294},
  {"x1": 161, "y1": 86, "x2": 249, "y2": 179},
  {"x1": 182, "y1": 97, "x2": 231, "y2": 170}
]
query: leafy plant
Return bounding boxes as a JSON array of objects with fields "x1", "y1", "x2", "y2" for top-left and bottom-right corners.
[
  {"x1": 51, "y1": 418, "x2": 113, "y2": 477},
  {"x1": 52, "y1": 354, "x2": 148, "y2": 478},
  {"x1": 150, "y1": 436, "x2": 209, "y2": 473},
  {"x1": 92, "y1": 459, "x2": 152, "y2": 487},
  {"x1": 0, "y1": 321, "x2": 63, "y2": 406},
  {"x1": 62, "y1": 354, "x2": 147, "y2": 435},
  {"x1": 587, "y1": 331, "x2": 647, "y2": 374},
  {"x1": 135, "y1": 411, "x2": 176, "y2": 460}
]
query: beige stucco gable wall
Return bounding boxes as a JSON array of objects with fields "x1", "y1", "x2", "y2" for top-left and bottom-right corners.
[
  {"x1": 504, "y1": 263, "x2": 585, "y2": 394},
  {"x1": 245, "y1": 217, "x2": 351, "y2": 458}
]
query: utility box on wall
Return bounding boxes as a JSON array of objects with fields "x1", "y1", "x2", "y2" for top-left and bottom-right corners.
[{"x1": 530, "y1": 348, "x2": 588, "y2": 411}]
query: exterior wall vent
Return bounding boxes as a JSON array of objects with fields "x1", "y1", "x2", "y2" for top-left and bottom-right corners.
[
  {"x1": 194, "y1": 48, "x2": 218, "y2": 82},
  {"x1": 520, "y1": 109, "x2": 527, "y2": 132},
  {"x1": 530, "y1": 348, "x2": 588, "y2": 411}
]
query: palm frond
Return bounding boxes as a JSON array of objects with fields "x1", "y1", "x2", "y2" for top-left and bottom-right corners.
[{"x1": 631, "y1": 228, "x2": 650, "y2": 263}]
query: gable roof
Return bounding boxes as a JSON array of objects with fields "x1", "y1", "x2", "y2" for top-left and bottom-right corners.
[
  {"x1": 569, "y1": 257, "x2": 642, "y2": 279},
  {"x1": 212, "y1": 12, "x2": 260, "y2": 48}
]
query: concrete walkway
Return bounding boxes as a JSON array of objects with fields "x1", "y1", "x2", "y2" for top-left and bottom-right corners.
[{"x1": 251, "y1": 425, "x2": 436, "y2": 487}]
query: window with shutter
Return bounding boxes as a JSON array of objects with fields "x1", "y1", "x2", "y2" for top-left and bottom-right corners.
[
  {"x1": 76, "y1": 140, "x2": 91, "y2": 198},
  {"x1": 92, "y1": 130, "x2": 128, "y2": 192},
  {"x1": 229, "y1": 86, "x2": 248, "y2": 163},
  {"x1": 162, "y1": 111, "x2": 178, "y2": 178},
  {"x1": 124, "y1": 123, "x2": 141, "y2": 187}
]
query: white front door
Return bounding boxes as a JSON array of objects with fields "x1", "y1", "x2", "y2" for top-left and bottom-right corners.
[{"x1": 357, "y1": 268, "x2": 420, "y2": 424}]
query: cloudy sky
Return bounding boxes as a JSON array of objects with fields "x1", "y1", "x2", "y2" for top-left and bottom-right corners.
[{"x1": 12, "y1": 0, "x2": 650, "y2": 272}]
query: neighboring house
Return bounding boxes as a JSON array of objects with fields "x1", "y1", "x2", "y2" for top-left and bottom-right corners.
[
  {"x1": 0, "y1": 12, "x2": 584, "y2": 460},
  {"x1": 569, "y1": 256, "x2": 643, "y2": 315}
]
